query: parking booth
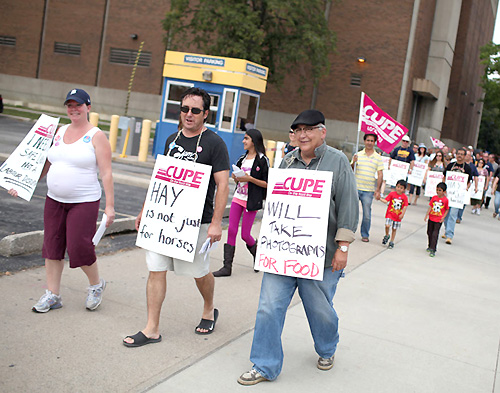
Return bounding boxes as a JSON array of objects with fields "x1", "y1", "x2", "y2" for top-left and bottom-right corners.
[{"x1": 153, "y1": 51, "x2": 268, "y2": 165}]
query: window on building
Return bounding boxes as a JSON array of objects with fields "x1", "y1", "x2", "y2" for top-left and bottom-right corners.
[
  {"x1": 163, "y1": 82, "x2": 194, "y2": 122},
  {"x1": 0, "y1": 36, "x2": 16, "y2": 47},
  {"x1": 109, "y1": 48, "x2": 152, "y2": 67},
  {"x1": 220, "y1": 89, "x2": 238, "y2": 131},
  {"x1": 350, "y1": 74, "x2": 362, "y2": 87},
  {"x1": 54, "y1": 42, "x2": 81, "y2": 56},
  {"x1": 162, "y1": 82, "x2": 220, "y2": 128},
  {"x1": 206, "y1": 94, "x2": 219, "y2": 128},
  {"x1": 236, "y1": 92, "x2": 259, "y2": 132}
]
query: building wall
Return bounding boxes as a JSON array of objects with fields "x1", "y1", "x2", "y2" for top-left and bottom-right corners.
[
  {"x1": 441, "y1": 0, "x2": 496, "y2": 146},
  {"x1": 38, "y1": 0, "x2": 106, "y2": 86},
  {"x1": 0, "y1": 0, "x2": 44, "y2": 77},
  {"x1": 0, "y1": 0, "x2": 497, "y2": 151},
  {"x1": 400, "y1": 0, "x2": 437, "y2": 127},
  {"x1": 98, "y1": 0, "x2": 168, "y2": 94}
]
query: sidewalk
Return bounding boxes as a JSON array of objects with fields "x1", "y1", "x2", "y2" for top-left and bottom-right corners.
[{"x1": 1, "y1": 195, "x2": 499, "y2": 392}]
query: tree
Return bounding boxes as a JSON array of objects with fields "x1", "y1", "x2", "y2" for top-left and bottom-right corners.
[
  {"x1": 162, "y1": 0, "x2": 336, "y2": 87},
  {"x1": 478, "y1": 42, "x2": 500, "y2": 154}
]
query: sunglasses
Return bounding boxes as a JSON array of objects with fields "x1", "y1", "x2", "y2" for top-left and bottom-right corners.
[{"x1": 180, "y1": 106, "x2": 204, "y2": 114}]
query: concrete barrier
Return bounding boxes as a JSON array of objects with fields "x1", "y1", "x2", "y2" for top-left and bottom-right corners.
[{"x1": 0, "y1": 217, "x2": 136, "y2": 257}]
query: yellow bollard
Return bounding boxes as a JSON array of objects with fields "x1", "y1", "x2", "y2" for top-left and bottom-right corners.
[
  {"x1": 109, "y1": 115, "x2": 119, "y2": 152},
  {"x1": 266, "y1": 140, "x2": 276, "y2": 168},
  {"x1": 120, "y1": 128, "x2": 130, "y2": 158},
  {"x1": 89, "y1": 112, "x2": 99, "y2": 127},
  {"x1": 138, "y1": 119, "x2": 152, "y2": 162}
]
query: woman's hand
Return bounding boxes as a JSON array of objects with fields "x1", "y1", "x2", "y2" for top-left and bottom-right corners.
[
  {"x1": 104, "y1": 206, "x2": 115, "y2": 228},
  {"x1": 7, "y1": 189, "x2": 19, "y2": 198},
  {"x1": 236, "y1": 174, "x2": 252, "y2": 183}
]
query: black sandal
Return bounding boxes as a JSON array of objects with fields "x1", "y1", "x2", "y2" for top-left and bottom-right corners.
[
  {"x1": 195, "y1": 308, "x2": 219, "y2": 335},
  {"x1": 123, "y1": 331, "x2": 162, "y2": 347}
]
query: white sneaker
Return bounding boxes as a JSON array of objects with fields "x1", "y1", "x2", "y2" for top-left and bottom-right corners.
[
  {"x1": 476, "y1": 209, "x2": 481, "y2": 216},
  {"x1": 238, "y1": 369, "x2": 268, "y2": 385},
  {"x1": 471, "y1": 209, "x2": 476, "y2": 214},
  {"x1": 32, "y1": 290, "x2": 62, "y2": 313},
  {"x1": 86, "y1": 279, "x2": 106, "y2": 311}
]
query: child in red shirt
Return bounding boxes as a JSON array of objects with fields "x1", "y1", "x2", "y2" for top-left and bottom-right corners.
[
  {"x1": 380, "y1": 179, "x2": 409, "y2": 249},
  {"x1": 424, "y1": 182, "x2": 449, "y2": 257}
]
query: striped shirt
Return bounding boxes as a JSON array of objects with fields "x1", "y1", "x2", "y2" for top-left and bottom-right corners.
[{"x1": 353, "y1": 149, "x2": 384, "y2": 192}]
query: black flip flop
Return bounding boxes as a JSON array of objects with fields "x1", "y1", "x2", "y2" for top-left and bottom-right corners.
[
  {"x1": 123, "y1": 331, "x2": 162, "y2": 347},
  {"x1": 195, "y1": 308, "x2": 219, "y2": 335}
]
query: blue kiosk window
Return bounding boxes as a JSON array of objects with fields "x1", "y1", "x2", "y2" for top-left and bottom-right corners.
[
  {"x1": 163, "y1": 82, "x2": 193, "y2": 122},
  {"x1": 206, "y1": 95, "x2": 219, "y2": 127}
]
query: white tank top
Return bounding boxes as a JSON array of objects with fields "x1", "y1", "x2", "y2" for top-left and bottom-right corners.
[{"x1": 46, "y1": 125, "x2": 102, "y2": 203}]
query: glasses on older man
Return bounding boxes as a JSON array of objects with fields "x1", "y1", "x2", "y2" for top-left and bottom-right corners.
[
  {"x1": 180, "y1": 106, "x2": 204, "y2": 114},
  {"x1": 293, "y1": 125, "x2": 321, "y2": 135}
]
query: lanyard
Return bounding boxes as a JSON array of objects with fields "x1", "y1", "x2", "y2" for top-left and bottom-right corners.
[{"x1": 167, "y1": 128, "x2": 205, "y2": 162}]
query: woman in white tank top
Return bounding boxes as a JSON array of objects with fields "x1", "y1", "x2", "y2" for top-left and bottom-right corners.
[{"x1": 9, "y1": 88, "x2": 115, "y2": 313}]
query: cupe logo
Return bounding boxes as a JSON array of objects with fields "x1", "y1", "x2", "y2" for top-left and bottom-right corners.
[{"x1": 272, "y1": 177, "x2": 325, "y2": 198}]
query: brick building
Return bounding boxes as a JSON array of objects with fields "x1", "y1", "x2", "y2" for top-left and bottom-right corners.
[{"x1": 0, "y1": 0, "x2": 497, "y2": 151}]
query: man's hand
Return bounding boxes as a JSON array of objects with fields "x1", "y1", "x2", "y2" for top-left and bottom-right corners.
[
  {"x1": 135, "y1": 214, "x2": 142, "y2": 231},
  {"x1": 332, "y1": 248, "x2": 348, "y2": 272},
  {"x1": 207, "y1": 222, "x2": 222, "y2": 245},
  {"x1": 374, "y1": 190, "x2": 381, "y2": 200}
]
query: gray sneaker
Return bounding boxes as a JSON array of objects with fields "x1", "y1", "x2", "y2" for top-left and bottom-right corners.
[
  {"x1": 317, "y1": 355, "x2": 335, "y2": 370},
  {"x1": 388, "y1": 241, "x2": 395, "y2": 249},
  {"x1": 237, "y1": 369, "x2": 268, "y2": 385},
  {"x1": 86, "y1": 278, "x2": 106, "y2": 311},
  {"x1": 32, "y1": 290, "x2": 62, "y2": 313}
]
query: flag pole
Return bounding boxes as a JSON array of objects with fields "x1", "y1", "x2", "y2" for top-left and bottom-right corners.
[{"x1": 354, "y1": 92, "x2": 365, "y2": 172}]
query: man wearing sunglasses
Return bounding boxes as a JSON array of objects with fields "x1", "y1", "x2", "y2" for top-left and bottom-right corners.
[
  {"x1": 238, "y1": 109, "x2": 358, "y2": 385},
  {"x1": 124, "y1": 87, "x2": 229, "y2": 347}
]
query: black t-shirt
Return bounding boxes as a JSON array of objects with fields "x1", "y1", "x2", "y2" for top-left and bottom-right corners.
[
  {"x1": 164, "y1": 129, "x2": 230, "y2": 224},
  {"x1": 443, "y1": 161, "x2": 473, "y2": 183},
  {"x1": 494, "y1": 167, "x2": 500, "y2": 180},
  {"x1": 283, "y1": 143, "x2": 297, "y2": 155}
]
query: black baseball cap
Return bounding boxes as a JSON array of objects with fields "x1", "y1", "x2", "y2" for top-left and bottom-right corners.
[
  {"x1": 290, "y1": 109, "x2": 325, "y2": 130},
  {"x1": 64, "y1": 88, "x2": 91, "y2": 105}
]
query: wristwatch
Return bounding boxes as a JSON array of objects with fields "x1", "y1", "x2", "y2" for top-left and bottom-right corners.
[{"x1": 338, "y1": 245, "x2": 348, "y2": 252}]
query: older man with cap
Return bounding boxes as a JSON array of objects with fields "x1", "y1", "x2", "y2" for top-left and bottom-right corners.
[{"x1": 237, "y1": 109, "x2": 358, "y2": 385}]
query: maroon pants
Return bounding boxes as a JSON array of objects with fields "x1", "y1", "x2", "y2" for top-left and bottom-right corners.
[{"x1": 42, "y1": 196, "x2": 99, "y2": 268}]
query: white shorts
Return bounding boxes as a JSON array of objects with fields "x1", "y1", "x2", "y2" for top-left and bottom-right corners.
[{"x1": 145, "y1": 224, "x2": 210, "y2": 278}]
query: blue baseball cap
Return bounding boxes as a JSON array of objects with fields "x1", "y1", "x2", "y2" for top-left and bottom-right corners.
[{"x1": 64, "y1": 88, "x2": 91, "y2": 105}]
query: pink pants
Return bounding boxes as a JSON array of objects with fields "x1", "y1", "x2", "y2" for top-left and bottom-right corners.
[{"x1": 227, "y1": 201, "x2": 257, "y2": 247}]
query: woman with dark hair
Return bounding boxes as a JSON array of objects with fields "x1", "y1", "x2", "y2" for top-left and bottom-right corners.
[
  {"x1": 213, "y1": 129, "x2": 269, "y2": 277},
  {"x1": 409, "y1": 143, "x2": 429, "y2": 205},
  {"x1": 428, "y1": 149, "x2": 447, "y2": 172},
  {"x1": 471, "y1": 158, "x2": 489, "y2": 215}
]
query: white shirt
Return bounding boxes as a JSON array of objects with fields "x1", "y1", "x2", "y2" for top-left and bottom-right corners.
[{"x1": 47, "y1": 125, "x2": 102, "y2": 203}]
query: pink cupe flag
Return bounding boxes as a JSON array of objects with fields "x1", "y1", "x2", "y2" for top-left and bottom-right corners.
[
  {"x1": 430, "y1": 136, "x2": 445, "y2": 149},
  {"x1": 358, "y1": 92, "x2": 409, "y2": 154}
]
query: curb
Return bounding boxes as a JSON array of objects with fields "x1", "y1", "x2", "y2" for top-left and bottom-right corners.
[{"x1": 0, "y1": 217, "x2": 136, "y2": 257}]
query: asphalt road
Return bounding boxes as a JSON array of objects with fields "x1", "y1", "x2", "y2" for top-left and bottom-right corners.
[
  {"x1": 0, "y1": 115, "x2": 238, "y2": 273},
  {"x1": 0, "y1": 115, "x2": 151, "y2": 272}
]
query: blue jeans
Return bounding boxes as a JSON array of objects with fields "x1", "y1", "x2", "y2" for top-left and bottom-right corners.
[
  {"x1": 457, "y1": 206, "x2": 465, "y2": 221},
  {"x1": 444, "y1": 207, "x2": 460, "y2": 239},
  {"x1": 358, "y1": 190, "x2": 374, "y2": 239},
  {"x1": 249, "y1": 268, "x2": 343, "y2": 381},
  {"x1": 495, "y1": 191, "x2": 500, "y2": 215}
]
